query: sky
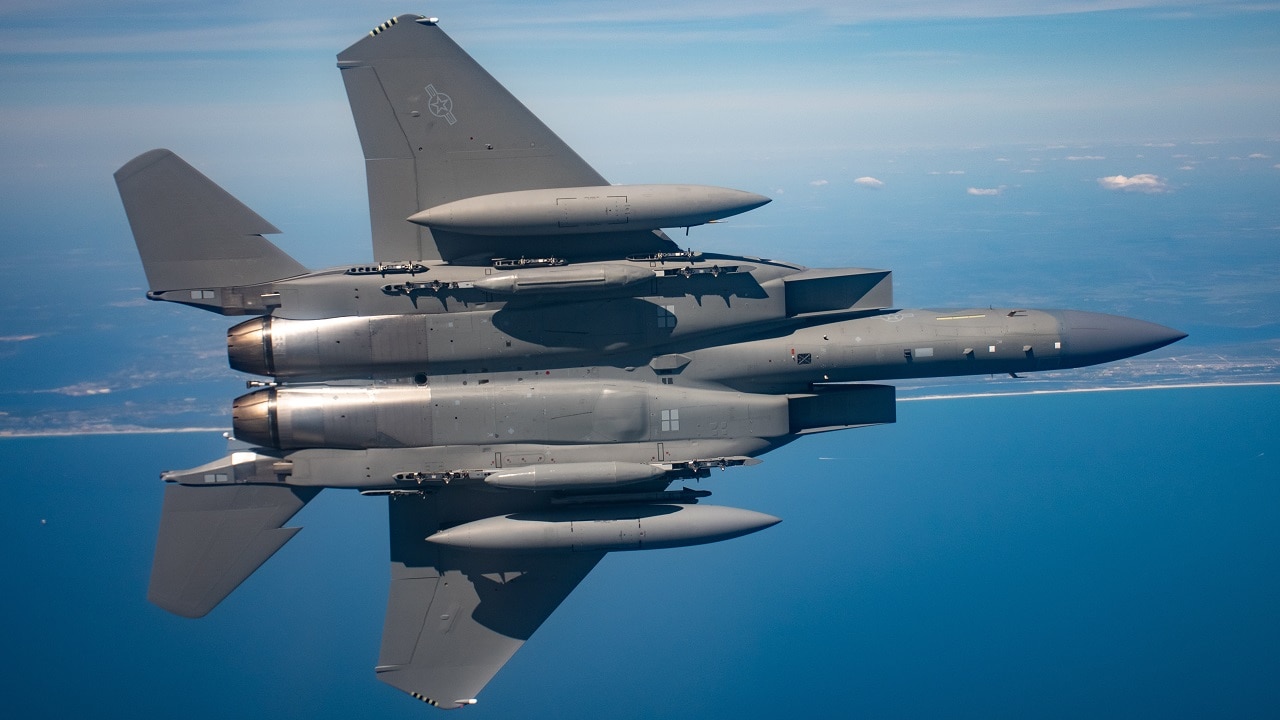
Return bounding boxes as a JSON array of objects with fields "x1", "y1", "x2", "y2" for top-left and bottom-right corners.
[
  {"x1": 3, "y1": 1, "x2": 1279, "y2": 252},
  {"x1": 1, "y1": 1, "x2": 1279, "y2": 717}
]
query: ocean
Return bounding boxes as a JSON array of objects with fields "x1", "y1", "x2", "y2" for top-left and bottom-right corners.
[{"x1": 3, "y1": 384, "x2": 1276, "y2": 718}]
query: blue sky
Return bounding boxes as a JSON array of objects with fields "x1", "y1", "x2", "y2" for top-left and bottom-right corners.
[
  {"x1": 4, "y1": 2, "x2": 1279, "y2": 172},
  {"x1": 3, "y1": 1, "x2": 1278, "y2": 271}
]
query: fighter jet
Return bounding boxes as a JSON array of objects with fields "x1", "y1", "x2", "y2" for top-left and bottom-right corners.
[{"x1": 113, "y1": 14, "x2": 1186, "y2": 710}]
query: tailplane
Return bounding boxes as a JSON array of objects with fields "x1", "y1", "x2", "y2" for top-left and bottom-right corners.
[
  {"x1": 149, "y1": 482, "x2": 321, "y2": 618},
  {"x1": 115, "y1": 149, "x2": 307, "y2": 293}
]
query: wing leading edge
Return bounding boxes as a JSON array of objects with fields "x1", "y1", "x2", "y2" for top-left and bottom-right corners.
[{"x1": 378, "y1": 493, "x2": 603, "y2": 708}]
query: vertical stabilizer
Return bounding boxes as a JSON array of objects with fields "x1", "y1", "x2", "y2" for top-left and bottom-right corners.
[{"x1": 337, "y1": 15, "x2": 614, "y2": 263}]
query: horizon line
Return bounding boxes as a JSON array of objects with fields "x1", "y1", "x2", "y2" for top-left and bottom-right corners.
[
  {"x1": 896, "y1": 379, "x2": 1280, "y2": 402},
  {"x1": 1, "y1": 380, "x2": 1276, "y2": 439}
]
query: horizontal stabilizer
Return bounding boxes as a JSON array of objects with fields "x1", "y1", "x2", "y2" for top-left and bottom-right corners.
[
  {"x1": 115, "y1": 149, "x2": 307, "y2": 291},
  {"x1": 148, "y1": 483, "x2": 320, "y2": 618}
]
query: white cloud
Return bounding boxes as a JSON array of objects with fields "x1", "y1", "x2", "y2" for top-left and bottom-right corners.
[
  {"x1": 967, "y1": 187, "x2": 1002, "y2": 196},
  {"x1": 854, "y1": 176, "x2": 885, "y2": 188},
  {"x1": 0, "y1": 334, "x2": 39, "y2": 342},
  {"x1": 48, "y1": 384, "x2": 113, "y2": 397},
  {"x1": 809, "y1": 179, "x2": 829, "y2": 186},
  {"x1": 1248, "y1": 153, "x2": 1270, "y2": 159},
  {"x1": 1097, "y1": 174, "x2": 1169, "y2": 193},
  {"x1": 1066, "y1": 155, "x2": 1106, "y2": 161}
]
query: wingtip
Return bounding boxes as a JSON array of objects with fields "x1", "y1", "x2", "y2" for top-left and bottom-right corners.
[
  {"x1": 146, "y1": 589, "x2": 213, "y2": 619},
  {"x1": 114, "y1": 148, "x2": 176, "y2": 181},
  {"x1": 406, "y1": 692, "x2": 476, "y2": 709}
]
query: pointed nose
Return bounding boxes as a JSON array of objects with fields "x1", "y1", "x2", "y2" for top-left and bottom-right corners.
[{"x1": 1056, "y1": 310, "x2": 1187, "y2": 368}]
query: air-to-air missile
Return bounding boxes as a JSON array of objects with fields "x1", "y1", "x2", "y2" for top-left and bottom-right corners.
[{"x1": 115, "y1": 13, "x2": 1187, "y2": 710}]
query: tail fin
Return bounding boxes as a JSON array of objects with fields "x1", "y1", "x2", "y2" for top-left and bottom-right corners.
[
  {"x1": 114, "y1": 149, "x2": 307, "y2": 292},
  {"x1": 338, "y1": 15, "x2": 660, "y2": 264}
]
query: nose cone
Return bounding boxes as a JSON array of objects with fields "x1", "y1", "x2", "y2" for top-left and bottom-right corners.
[
  {"x1": 1057, "y1": 310, "x2": 1187, "y2": 368},
  {"x1": 730, "y1": 189, "x2": 772, "y2": 214}
]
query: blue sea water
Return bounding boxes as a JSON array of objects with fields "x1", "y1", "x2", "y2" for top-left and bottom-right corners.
[{"x1": 3, "y1": 385, "x2": 1277, "y2": 719}]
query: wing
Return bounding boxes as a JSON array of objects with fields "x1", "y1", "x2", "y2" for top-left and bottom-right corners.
[
  {"x1": 336, "y1": 15, "x2": 677, "y2": 264},
  {"x1": 376, "y1": 492, "x2": 603, "y2": 708},
  {"x1": 148, "y1": 483, "x2": 321, "y2": 618}
]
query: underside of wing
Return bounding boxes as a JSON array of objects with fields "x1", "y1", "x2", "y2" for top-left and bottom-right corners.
[
  {"x1": 337, "y1": 15, "x2": 677, "y2": 264},
  {"x1": 377, "y1": 492, "x2": 603, "y2": 708}
]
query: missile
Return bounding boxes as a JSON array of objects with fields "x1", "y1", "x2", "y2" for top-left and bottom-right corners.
[
  {"x1": 406, "y1": 184, "x2": 771, "y2": 236},
  {"x1": 484, "y1": 461, "x2": 667, "y2": 491},
  {"x1": 425, "y1": 503, "x2": 781, "y2": 552}
]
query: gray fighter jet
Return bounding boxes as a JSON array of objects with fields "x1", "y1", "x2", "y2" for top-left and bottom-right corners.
[{"x1": 114, "y1": 14, "x2": 1186, "y2": 710}]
